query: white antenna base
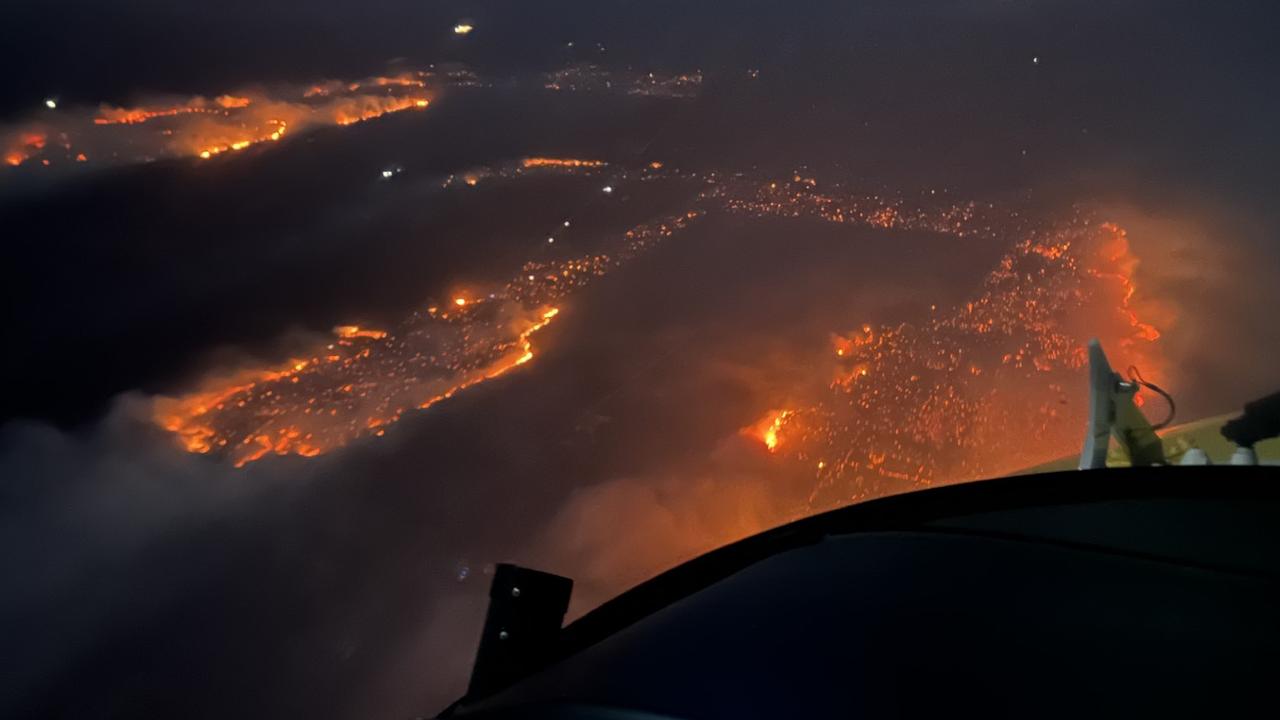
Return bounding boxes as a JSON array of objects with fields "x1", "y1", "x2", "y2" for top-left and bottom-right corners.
[
  {"x1": 1179, "y1": 448, "x2": 1211, "y2": 466},
  {"x1": 1230, "y1": 446, "x2": 1258, "y2": 466}
]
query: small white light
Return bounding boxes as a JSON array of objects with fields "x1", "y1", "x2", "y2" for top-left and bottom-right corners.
[
  {"x1": 547, "y1": 237, "x2": 555, "y2": 243},
  {"x1": 563, "y1": 220, "x2": 571, "y2": 227},
  {"x1": 382, "y1": 170, "x2": 394, "y2": 179},
  {"x1": 454, "y1": 22, "x2": 474, "y2": 35},
  {"x1": 44, "y1": 98, "x2": 57, "y2": 109},
  {"x1": 1032, "y1": 56, "x2": 1040, "y2": 65},
  {"x1": 601, "y1": 185, "x2": 613, "y2": 194}
]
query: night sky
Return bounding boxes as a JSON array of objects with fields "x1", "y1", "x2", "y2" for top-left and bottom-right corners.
[{"x1": 3, "y1": 1, "x2": 1280, "y2": 717}]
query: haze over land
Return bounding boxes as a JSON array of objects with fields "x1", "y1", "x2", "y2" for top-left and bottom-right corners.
[{"x1": 2, "y1": 1, "x2": 1278, "y2": 716}]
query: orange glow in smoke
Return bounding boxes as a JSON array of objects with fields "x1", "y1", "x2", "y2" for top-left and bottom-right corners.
[
  {"x1": 746, "y1": 409, "x2": 795, "y2": 452},
  {"x1": 94, "y1": 94, "x2": 256, "y2": 126},
  {"x1": 3, "y1": 130, "x2": 47, "y2": 166},
  {"x1": 333, "y1": 325, "x2": 389, "y2": 340}
]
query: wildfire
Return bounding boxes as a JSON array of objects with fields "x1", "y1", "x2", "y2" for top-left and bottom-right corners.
[
  {"x1": 521, "y1": 157, "x2": 608, "y2": 169},
  {"x1": 333, "y1": 325, "x2": 389, "y2": 340},
  {"x1": 2, "y1": 73, "x2": 434, "y2": 170},
  {"x1": 152, "y1": 165, "x2": 1165, "y2": 489},
  {"x1": 785, "y1": 222, "x2": 1164, "y2": 506},
  {"x1": 3, "y1": 130, "x2": 46, "y2": 166},
  {"x1": 1094, "y1": 222, "x2": 1161, "y2": 343},
  {"x1": 747, "y1": 409, "x2": 795, "y2": 451},
  {"x1": 304, "y1": 73, "x2": 426, "y2": 98},
  {"x1": 92, "y1": 95, "x2": 252, "y2": 126},
  {"x1": 333, "y1": 95, "x2": 429, "y2": 126},
  {"x1": 155, "y1": 304, "x2": 559, "y2": 467},
  {"x1": 411, "y1": 308, "x2": 560, "y2": 414},
  {"x1": 706, "y1": 173, "x2": 1173, "y2": 508},
  {"x1": 3, "y1": 67, "x2": 713, "y2": 174},
  {"x1": 154, "y1": 199, "x2": 702, "y2": 468}
]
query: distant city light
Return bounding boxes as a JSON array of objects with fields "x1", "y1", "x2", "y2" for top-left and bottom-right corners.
[
  {"x1": 547, "y1": 237, "x2": 555, "y2": 243},
  {"x1": 382, "y1": 170, "x2": 394, "y2": 179},
  {"x1": 454, "y1": 297, "x2": 468, "y2": 307},
  {"x1": 454, "y1": 22, "x2": 474, "y2": 35},
  {"x1": 44, "y1": 98, "x2": 57, "y2": 109},
  {"x1": 602, "y1": 185, "x2": 613, "y2": 194},
  {"x1": 563, "y1": 220, "x2": 571, "y2": 227}
]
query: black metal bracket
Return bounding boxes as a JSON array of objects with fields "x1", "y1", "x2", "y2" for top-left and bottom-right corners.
[{"x1": 467, "y1": 564, "x2": 574, "y2": 699}]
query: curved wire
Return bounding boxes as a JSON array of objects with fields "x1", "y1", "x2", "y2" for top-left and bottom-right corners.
[{"x1": 1127, "y1": 365, "x2": 1176, "y2": 430}]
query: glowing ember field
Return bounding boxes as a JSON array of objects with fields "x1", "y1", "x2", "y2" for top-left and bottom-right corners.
[
  {"x1": 0, "y1": 66, "x2": 704, "y2": 172},
  {"x1": 156, "y1": 166, "x2": 1166, "y2": 492},
  {"x1": 750, "y1": 220, "x2": 1164, "y2": 508},
  {"x1": 1, "y1": 71, "x2": 437, "y2": 168},
  {"x1": 156, "y1": 201, "x2": 700, "y2": 467}
]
